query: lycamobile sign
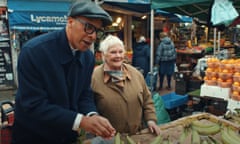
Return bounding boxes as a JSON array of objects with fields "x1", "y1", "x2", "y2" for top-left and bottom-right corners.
[{"x1": 30, "y1": 14, "x2": 67, "y2": 25}]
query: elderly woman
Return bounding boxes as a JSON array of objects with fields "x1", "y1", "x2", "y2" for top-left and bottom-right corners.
[{"x1": 91, "y1": 35, "x2": 160, "y2": 135}]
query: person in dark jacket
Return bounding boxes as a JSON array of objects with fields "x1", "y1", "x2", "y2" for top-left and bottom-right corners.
[
  {"x1": 132, "y1": 36, "x2": 150, "y2": 78},
  {"x1": 155, "y1": 32, "x2": 176, "y2": 90},
  {"x1": 12, "y1": 1, "x2": 115, "y2": 144}
]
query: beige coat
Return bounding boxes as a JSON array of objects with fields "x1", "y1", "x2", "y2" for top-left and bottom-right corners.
[{"x1": 91, "y1": 63, "x2": 157, "y2": 134}]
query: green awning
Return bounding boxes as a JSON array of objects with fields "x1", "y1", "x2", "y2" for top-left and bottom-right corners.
[
  {"x1": 151, "y1": 0, "x2": 210, "y2": 9},
  {"x1": 151, "y1": 0, "x2": 240, "y2": 23}
]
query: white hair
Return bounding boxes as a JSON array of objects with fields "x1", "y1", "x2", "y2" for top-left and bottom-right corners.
[
  {"x1": 99, "y1": 34, "x2": 125, "y2": 54},
  {"x1": 138, "y1": 36, "x2": 146, "y2": 43}
]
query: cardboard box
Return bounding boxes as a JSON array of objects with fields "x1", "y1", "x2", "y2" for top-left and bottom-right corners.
[
  {"x1": 200, "y1": 84, "x2": 230, "y2": 100},
  {"x1": 200, "y1": 84, "x2": 218, "y2": 97}
]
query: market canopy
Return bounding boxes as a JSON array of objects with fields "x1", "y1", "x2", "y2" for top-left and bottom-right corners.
[
  {"x1": 103, "y1": 1, "x2": 192, "y2": 22},
  {"x1": 8, "y1": 0, "x2": 151, "y2": 30},
  {"x1": 8, "y1": 0, "x2": 71, "y2": 30},
  {"x1": 103, "y1": 0, "x2": 151, "y2": 15},
  {"x1": 151, "y1": 0, "x2": 240, "y2": 24}
]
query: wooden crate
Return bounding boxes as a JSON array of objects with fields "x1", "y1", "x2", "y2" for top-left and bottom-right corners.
[{"x1": 130, "y1": 112, "x2": 240, "y2": 144}]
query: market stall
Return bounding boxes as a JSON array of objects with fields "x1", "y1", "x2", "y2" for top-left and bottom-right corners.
[
  {"x1": 149, "y1": 0, "x2": 240, "y2": 120},
  {"x1": 83, "y1": 112, "x2": 240, "y2": 144},
  {"x1": 0, "y1": 6, "x2": 15, "y2": 90}
]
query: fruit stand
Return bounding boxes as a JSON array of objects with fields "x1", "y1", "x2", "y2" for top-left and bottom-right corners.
[
  {"x1": 119, "y1": 113, "x2": 240, "y2": 144},
  {"x1": 82, "y1": 112, "x2": 240, "y2": 144},
  {"x1": 201, "y1": 58, "x2": 240, "y2": 112}
]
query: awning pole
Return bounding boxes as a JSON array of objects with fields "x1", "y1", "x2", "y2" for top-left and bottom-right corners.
[
  {"x1": 218, "y1": 31, "x2": 221, "y2": 53},
  {"x1": 150, "y1": 9, "x2": 154, "y2": 73},
  {"x1": 150, "y1": 9, "x2": 154, "y2": 93}
]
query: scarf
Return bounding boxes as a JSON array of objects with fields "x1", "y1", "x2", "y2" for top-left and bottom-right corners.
[{"x1": 104, "y1": 69, "x2": 128, "y2": 88}]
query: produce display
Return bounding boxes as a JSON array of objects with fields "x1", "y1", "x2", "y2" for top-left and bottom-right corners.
[
  {"x1": 204, "y1": 58, "x2": 240, "y2": 101},
  {"x1": 111, "y1": 113, "x2": 240, "y2": 144}
]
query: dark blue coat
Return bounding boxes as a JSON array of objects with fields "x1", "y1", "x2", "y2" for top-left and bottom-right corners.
[
  {"x1": 13, "y1": 29, "x2": 96, "y2": 143},
  {"x1": 132, "y1": 42, "x2": 150, "y2": 77}
]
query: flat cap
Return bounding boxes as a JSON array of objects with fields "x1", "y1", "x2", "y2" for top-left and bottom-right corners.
[{"x1": 68, "y1": 0, "x2": 112, "y2": 27}]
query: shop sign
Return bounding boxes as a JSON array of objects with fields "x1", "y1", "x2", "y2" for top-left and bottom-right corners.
[{"x1": 9, "y1": 11, "x2": 67, "y2": 30}]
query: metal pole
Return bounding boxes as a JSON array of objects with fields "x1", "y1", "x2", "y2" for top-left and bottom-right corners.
[
  {"x1": 213, "y1": 28, "x2": 216, "y2": 56},
  {"x1": 150, "y1": 9, "x2": 154, "y2": 92},
  {"x1": 150, "y1": 9, "x2": 154, "y2": 73},
  {"x1": 218, "y1": 31, "x2": 220, "y2": 53}
]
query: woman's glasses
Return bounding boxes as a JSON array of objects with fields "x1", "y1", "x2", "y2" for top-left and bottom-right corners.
[{"x1": 75, "y1": 18, "x2": 105, "y2": 39}]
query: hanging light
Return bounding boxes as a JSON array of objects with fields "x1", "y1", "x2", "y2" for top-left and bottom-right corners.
[
  {"x1": 141, "y1": 15, "x2": 147, "y2": 19},
  {"x1": 112, "y1": 23, "x2": 118, "y2": 27},
  {"x1": 116, "y1": 17, "x2": 122, "y2": 24}
]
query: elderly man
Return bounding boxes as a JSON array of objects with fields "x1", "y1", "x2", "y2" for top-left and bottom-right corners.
[{"x1": 12, "y1": 1, "x2": 115, "y2": 143}]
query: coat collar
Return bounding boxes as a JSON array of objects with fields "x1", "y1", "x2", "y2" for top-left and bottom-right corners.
[
  {"x1": 58, "y1": 29, "x2": 83, "y2": 66},
  {"x1": 103, "y1": 63, "x2": 132, "y2": 83}
]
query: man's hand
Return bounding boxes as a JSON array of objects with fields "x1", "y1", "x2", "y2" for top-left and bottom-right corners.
[{"x1": 80, "y1": 115, "x2": 116, "y2": 139}]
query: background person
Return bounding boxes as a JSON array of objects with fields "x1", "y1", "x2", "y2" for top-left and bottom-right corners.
[
  {"x1": 132, "y1": 35, "x2": 150, "y2": 78},
  {"x1": 155, "y1": 32, "x2": 176, "y2": 91},
  {"x1": 91, "y1": 35, "x2": 160, "y2": 135},
  {"x1": 12, "y1": 1, "x2": 115, "y2": 144}
]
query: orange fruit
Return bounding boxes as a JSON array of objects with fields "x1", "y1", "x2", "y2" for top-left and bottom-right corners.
[
  {"x1": 221, "y1": 59, "x2": 228, "y2": 64},
  {"x1": 233, "y1": 91, "x2": 239, "y2": 95},
  {"x1": 204, "y1": 76, "x2": 208, "y2": 81},
  {"x1": 235, "y1": 72, "x2": 240, "y2": 76},
  {"x1": 212, "y1": 77, "x2": 217, "y2": 81},
  {"x1": 233, "y1": 82, "x2": 240, "y2": 86},
  {"x1": 222, "y1": 69, "x2": 229, "y2": 73},
  {"x1": 226, "y1": 79, "x2": 233, "y2": 83},
  {"x1": 217, "y1": 78, "x2": 223, "y2": 82},
  {"x1": 206, "y1": 68, "x2": 213, "y2": 72}
]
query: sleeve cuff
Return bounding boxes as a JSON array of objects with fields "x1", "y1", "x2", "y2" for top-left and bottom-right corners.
[
  {"x1": 87, "y1": 111, "x2": 98, "y2": 117},
  {"x1": 72, "y1": 113, "x2": 83, "y2": 131},
  {"x1": 147, "y1": 120, "x2": 156, "y2": 126}
]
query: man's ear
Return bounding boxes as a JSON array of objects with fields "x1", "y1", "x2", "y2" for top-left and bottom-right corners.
[{"x1": 67, "y1": 18, "x2": 74, "y2": 27}]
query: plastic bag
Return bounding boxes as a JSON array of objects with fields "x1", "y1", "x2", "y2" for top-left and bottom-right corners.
[
  {"x1": 211, "y1": 0, "x2": 239, "y2": 26},
  {"x1": 0, "y1": 100, "x2": 14, "y2": 144},
  {"x1": 145, "y1": 67, "x2": 158, "y2": 91},
  {"x1": 152, "y1": 93, "x2": 170, "y2": 125}
]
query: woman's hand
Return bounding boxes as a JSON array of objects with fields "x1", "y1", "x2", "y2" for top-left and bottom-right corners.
[{"x1": 147, "y1": 121, "x2": 161, "y2": 135}]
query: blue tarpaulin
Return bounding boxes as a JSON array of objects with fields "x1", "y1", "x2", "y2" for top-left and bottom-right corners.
[
  {"x1": 8, "y1": 0, "x2": 71, "y2": 30},
  {"x1": 155, "y1": 9, "x2": 192, "y2": 23}
]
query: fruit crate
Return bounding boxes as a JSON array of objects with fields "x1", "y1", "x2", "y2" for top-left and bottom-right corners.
[
  {"x1": 161, "y1": 92, "x2": 188, "y2": 109},
  {"x1": 129, "y1": 112, "x2": 240, "y2": 144}
]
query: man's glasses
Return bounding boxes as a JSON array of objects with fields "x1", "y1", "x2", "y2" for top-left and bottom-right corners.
[{"x1": 74, "y1": 18, "x2": 105, "y2": 39}]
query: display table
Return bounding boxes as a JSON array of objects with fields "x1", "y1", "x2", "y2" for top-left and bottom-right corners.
[
  {"x1": 188, "y1": 88, "x2": 228, "y2": 116},
  {"x1": 199, "y1": 84, "x2": 240, "y2": 113},
  {"x1": 176, "y1": 48, "x2": 204, "y2": 71},
  {"x1": 200, "y1": 84, "x2": 230, "y2": 100}
]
